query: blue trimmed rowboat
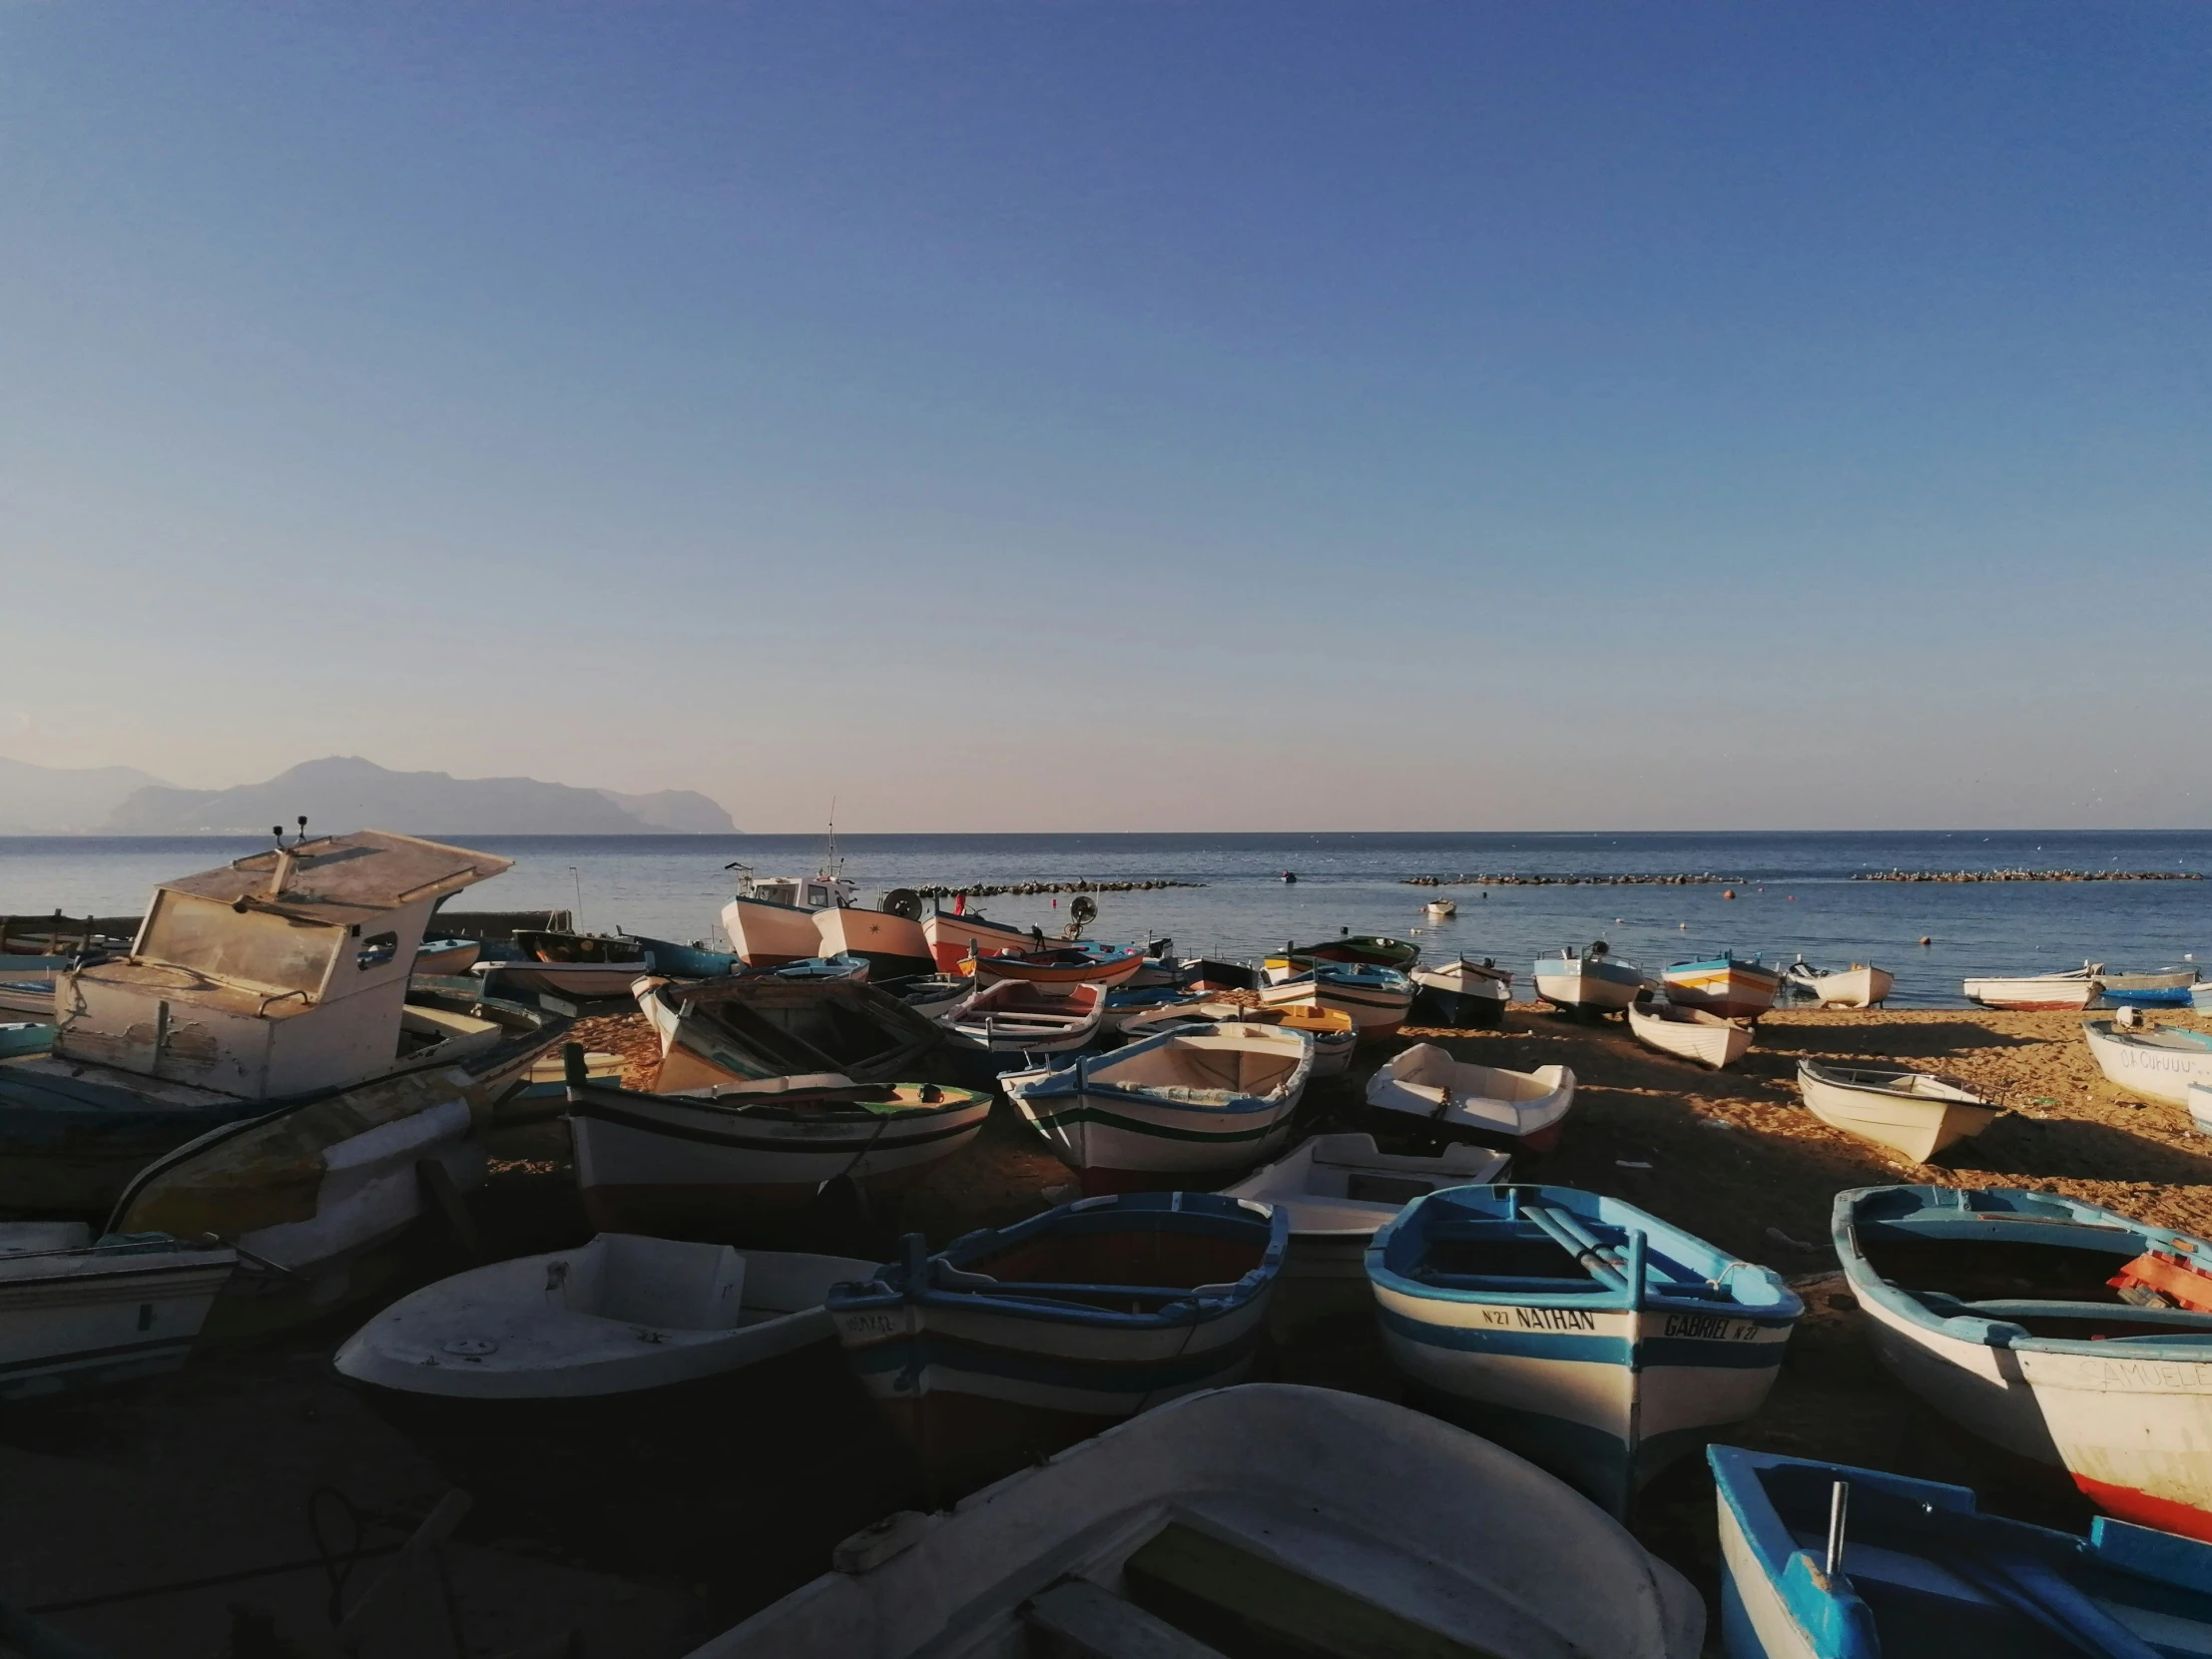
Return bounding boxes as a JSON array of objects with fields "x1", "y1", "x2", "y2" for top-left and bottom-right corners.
[
  {"x1": 1663, "y1": 953, "x2": 1784, "y2": 1020},
  {"x1": 827, "y1": 1192, "x2": 1287, "y2": 1477},
  {"x1": 1259, "y1": 959, "x2": 1415, "y2": 1044},
  {"x1": 1368, "y1": 1184, "x2": 1801, "y2": 1515},
  {"x1": 1711, "y1": 1442, "x2": 2212, "y2": 1658}
]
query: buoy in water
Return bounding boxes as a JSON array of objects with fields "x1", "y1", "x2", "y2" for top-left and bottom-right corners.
[
  {"x1": 1920, "y1": 936, "x2": 1933, "y2": 946},
  {"x1": 1722, "y1": 889, "x2": 1736, "y2": 899}
]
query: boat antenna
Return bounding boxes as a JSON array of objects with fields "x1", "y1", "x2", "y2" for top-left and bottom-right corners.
[
  {"x1": 820, "y1": 798, "x2": 842, "y2": 879},
  {"x1": 569, "y1": 865, "x2": 584, "y2": 931},
  {"x1": 1825, "y1": 1479, "x2": 1850, "y2": 1576}
]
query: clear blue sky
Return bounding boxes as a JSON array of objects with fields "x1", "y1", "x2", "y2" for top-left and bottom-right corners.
[{"x1": 3, "y1": 3, "x2": 2206, "y2": 830}]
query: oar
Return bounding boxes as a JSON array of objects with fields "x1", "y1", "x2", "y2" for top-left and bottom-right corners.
[
  {"x1": 1520, "y1": 1205, "x2": 1631, "y2": 1296},
  {"x1": 1933, "y1": 1548, "x2": 2161, "y2": 1659}
]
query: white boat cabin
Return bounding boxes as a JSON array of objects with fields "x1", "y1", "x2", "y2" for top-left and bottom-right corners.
[
  {"x1": 731, "y1": 866, "x2": 855, "y2": 912},
  {"x1": 52, "y1": 830, "x2": 511, "y2": 1099}
]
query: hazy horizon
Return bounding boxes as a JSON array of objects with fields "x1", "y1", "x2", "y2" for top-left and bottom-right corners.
[{"x1": 5, "y1": 4, "x2": 2207, "y2": 832}]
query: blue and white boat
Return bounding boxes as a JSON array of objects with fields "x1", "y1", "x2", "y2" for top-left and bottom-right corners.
[
  {"x1": 1098, "y1": 982, "x2": 1191, "y2": 1032},
  {"x1": 2095, "y1": 966, "x2": 2200, "y2": 1009},
  {"x1": 1368, "y1": 1184, "x2": 1801, "y2": 1515},
  {"x1": 1532, "y1": 946, "x2": 1646, "y2": 1015},
  {"x1": 1259, "y1": 959, "x2": 1414, "y2": 1043},
  {"x1": 1711, "y1": 1442, "x2": 2212, "y2": 1659},
  {"x1": 827, "y1": 1193, "x2": 1287, "y2": 1478},
  {"x1": 0, "y1": 1023, "x2": 53, "y2": 1059}
]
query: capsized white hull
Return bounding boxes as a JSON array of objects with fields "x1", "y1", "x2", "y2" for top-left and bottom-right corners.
[{"x1": 1790, "y1": 964, "x2": 1893, "y2": 1008}]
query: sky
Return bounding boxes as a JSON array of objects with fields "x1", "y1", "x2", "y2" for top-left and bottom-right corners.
[{"x1": 2, "y1": 2, "x2": 2207, "y2": 832}]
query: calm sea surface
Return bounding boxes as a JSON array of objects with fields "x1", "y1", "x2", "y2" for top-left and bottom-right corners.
[{"x1": 5, "y1": 830, "x2": 2209, "y2": 1008}]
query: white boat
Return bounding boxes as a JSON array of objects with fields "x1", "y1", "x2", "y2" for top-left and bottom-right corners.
[
  {"x1": 1531, "y1": 946, "x2": 1645, "y2": 1014},
  {"x1": 2082, "y1": 1016, "x2": 2212, "y2": 1107},
  {"x1": 918, "y1": 906, "x2": 1033, "y2": 973},
  {"x1": 1626, "y1": 995, "x2": 1752, "y2": 1070},
  {"x1": 1223, "y1": 1133, "x2": 1510, "y2": 1329},
  {"x1": 1962, "y1": 961, "x2": 2105, "y2": 1010},
  {"x1": 1796, "y1": 1059, "x2": 1998, "y2": 1163},
  {"x1": 567, "y1": 1072, "x2": 993, "y2": 1237},
  {"x1": 0, "y1": 953, "x2": 64, "y2": 1017},
  {"x1": 2193, "y1": 1080, "x2": 2212, "y2": 1137},
  {"x1": 411, "y1": 937, "x2": 481, "y2": 976},
  {"x1": 686, "y1": 1382, "x2": 1705, "y2": 1658},
  {"x1": 1839, "y1": 1184, "x2": 2212, "y2": 1541},
  {"x1": 1116, "y1": 997, "x2": 1358, "y2": 1077},
  {"x1": 721, "y1": 865, "x2": 853, "y2": 967},
  {"x1": 333, "y1": 1234, "x2": 877, "y2": 1400},
  {"x1": 1783, "y1": 960, "x2": 1894, "y2": 1008},
  {"x1": 474, "y1": 955, "x2": 651, "y2": 1000},
  {"x1": 0, "y1": 1223, "x2": 238, "y2": 1399},
  {"x1": 812, "y1": 899, "x2": 933, "y2": 983},
  {"x1": 1409, "y1": 957, "x2": 1512, "y2": 1030},
  {"x1": 1424, "y1": 898, "x2": 1457, "y2": 917},
  {"x1": 1365, "y1": 1043, "x2": 1576, "y2": 1154},
  {"x1": 946, "y1": 980, "x2": 1105, "y2": 1054},
  {"x1": 1003, "y1": 1021, "x2": 1313, "y2": 1193},
  {"x1": 1257, "y1": 961, "x2": 1413, "y2": 1043},
  {"x1": 894, "y1": 975, "x2": 972, "y2": 1023}
]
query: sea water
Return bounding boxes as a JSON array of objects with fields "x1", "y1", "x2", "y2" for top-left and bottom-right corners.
[{"x1": 3, "y1": 830, "x2": 2208, "y2": 1008}]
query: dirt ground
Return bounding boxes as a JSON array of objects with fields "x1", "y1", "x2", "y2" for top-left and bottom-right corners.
[{"x1": 11, "y1": 997, "x2": 2209, "y2": 1656}]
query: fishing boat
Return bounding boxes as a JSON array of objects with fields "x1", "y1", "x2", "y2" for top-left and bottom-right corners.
[
  {"x1": 0, "y1": 954, "x2": 66, "y2": 1017},
  {"x1": 1003, "y1": 1022, "x2": 1313, "y2": 1193},
  {"x1": 695, "y1": 1383, "x2": 1705, "y2": 1658},
  {"x1": 1710, "y1": 1442, "x2": 2212, "y2": 1659},
  {"x1": 1425, "y1": 898, "x2": 1457, "y2": 918},
  {"x1": 411, "y1": 937, "x2": 481, "y2": 976},
  {"x1": 812, "y1": 895, "x2": 933, "y2": 984},
  {"x1": 2196, "y1": 983, "x2": 2212, "y2": 1016},
  {"x1": 1097, "y1": 983, "x2": 1191, "y2": 1032},
  {"x1": 1532, "y1": 944, "x2": 1645, "y2": 1015},
  {"x1": 2098, "y1": 966, "x2": 2202, "y2": 1008},
  {"x1": 1961, "y1": 962, "x2": 2107, "y2": 1011},
  {"x1": 567, "y1": 1068, "x2": 993, "y2": 1238},
  {"x1": 1278, "y1": 933, "x2": 1421, "y2": 972},
  {"x1": 1410, "y1": 956, "x2": 1512, "y2": 1029},
  {"x1": 948, "y1": 980, "x2": 1106, "y2": 1055},
  {"x1": 826, "y1": 1195, "x2": 1287, "y2": 1477},
  {"x1": 721, "y1": 864, "x2": 854, "y2": 967},
  {"x1": 107, "y1": 980, "x2": 568, "y2": 1332},
  {"x1": 1116, "y1": 998, "x2": 1358, "y2": 1076},
  {"x1": 1124, "y1": 941, "x2": 1181, "y2": 989},
  {"x1": 1369, "y1": 1184, "x2": 1801, "y2": 1516},
  {"x1": 973, "y1": 941, "x2": 1144, "y2": 989},
  {"x1": 0, "y1": 1223, "x2": 238, "y2": 1399},
  {"x1": 1628, "y1": 994, "x2": 1753, "y2": 1070},
  {"x1": 918, "y1": 905, "x2": 1032, "y2": 973},
  {"x1": 0, "y1": 830, "x2": 545, "y2": 1216},
  {"x1": 1783, "y1": 960, "x2": 1894, "y2": 1009},
  {"x1": 334, "y1": 1234, "x2": 878, "y2": 1404},
  {"x1": 2082, "y1": 1015, "x2": 2212, "y2": 1107},
  {"x1": 1836, "y1": 1183, "x2": 2212, "y2": 1539},
  {"x1": 476, "y1": 954, "x2": 652, "y2": 1000},
  {"x1": 631, "y1": 975, "x2": 962, "y2": 1092},
  {"x1": 1224, "y1": 1133, "x2": 1510, "y2": 1329},
  {"x1": 893, "y1": 974, "x2": 971, "y2": 1022},
  {"x1": 1365, "y1": 1043, "x2": 1577, "y2": 1154},
  {"x1": 1796, "y1": 1060, "x2": 1998, "y2": 1162},
  {"x1": 0, "y1": 1022, "x2": 52, "y2": 1058},
  {"x1": 1259, "y1": 960, "x2": 1415, "y2": 1043},
  {"x1": 1663, "y1": 953, "x2": 1784, "y2": 1021}
]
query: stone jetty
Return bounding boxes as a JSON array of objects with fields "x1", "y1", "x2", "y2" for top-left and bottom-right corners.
[
  {"x1": 912, "y1": 878, "x2": 1204, "y2": 898},
  {"x1": 1403, "y1": 872, "x2": 1748, "y2": 887},
  {"x1": 1851, "y1": 868, "x2": 2202, "y2": 883}
]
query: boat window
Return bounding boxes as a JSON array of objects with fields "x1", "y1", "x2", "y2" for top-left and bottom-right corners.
[
  {"x1": 356, "y1": 932, "x2": 398, "y2": 970},
  {"x1": 139, "y1": 892, "x2": 340, "y2": 996},
  {"x1": 807, "y1": 885, "x2": 830, "y2": 906}
]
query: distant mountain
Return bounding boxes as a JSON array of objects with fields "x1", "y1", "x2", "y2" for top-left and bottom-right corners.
[
  {"x1": 99, "y1": 757, "x2": 737, "y2": 835},
  {"x1": 595, "y1": 789, "x2": 735, "y2": 832},
  {"x1": 0, "y1": 757, "x2": 172, "y2": 833}
]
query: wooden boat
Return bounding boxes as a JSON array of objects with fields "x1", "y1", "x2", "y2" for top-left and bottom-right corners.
[
  {"x1": 893, "y1": 974, "x2": 971, "y2": 1022},
  {"x1": 567, "y1": 1070, "x2": 992, "y2": 1239},
  {"x1": 1532, "y1": 946, "x2": 1645, "y2": 1014},
  {"x1": 1962, "y1": 962, "x2": 2106, "y2": 1010},
  {"x1": 1002, "y1": 1022, "x2": 1313, "y2": 1193},
  {"x1": 1424, "y1": 898, "x2": 1457, "y2": 917},
  {"x1": 2082, "y1": 1016, "x2": 2212, "y2": 1107},
  {"x1": 1278, "y1": 933, "x2": 1421, "y2": 972},
  {"x1": 107, "y1": 982, "x2": 567, "y2": 1333},
  {"x1": 1369, "y1": 1184, "x2": 1801, "y2": 1516},
  {"x1": 1224, "y1": 1133, "x2": 1510, "y2": 1329},
  {"x1": 1796, "y1": 1060, "x2": 1997, "y2": 1162},
  {"x1": 476, "y1": 955, "x2": 650, "y2": 1000},
  {"x1": 919, "y1": 906, "x2": 1032, "y2": 973},
  {"x1": 411, "y1": 937, "x2": 481, "y2": 976},
  {"x1": 1783, "y1": 960, "x2": 1893, "y2": 1008},
  {"x1": 334, "y1": 1234, "x2": 877, "y2": 1401},
  {"x1": 1116, "y1": 998, "x2": 1358, "y2": 1077},
  {"x1": 812, "y1": 899, "x2": 932, "y2": 984},
  {"x1": 2196, "y1": 982, "x2": 2212, "y2": 1016},
  {"x1": 1837, "y1": 1183, "x2": 2212, "y2": 1539},
  {"x1": 948, "y1": 980, "x2": 1106, "y2": 1055},
  {"x1": 1259, "y1": 960, "x2": 1414, "y2": 1043},
  {"x1": 2192, "y1": 1080, "x2": 2212, "y2": 1138},
  {"x1": 2098, "y1": 966, "x2": 2201, "y2": 1008},
  {"x1": 1411, "y1": 956, "x2": 1512, "y2": 1029},
  {"x1": 1098, "y1": 983, "x2": 1191, "y2": 1031},
  {"x1": 826, "y1": 1195, "x2": 1287, "y2": 1476},
  {"x1": 631, "y1": 975, "x2": 961, "y2": 1093},
  {"x1": 1662, "y1": 953, "x2": 1784, "y2": 1020},
  {"x1": 0, "y1": 954, "x2": 65, "y2": 1017},
  {"x1": 1711, "y1": 1442, "x2": 2212, "y2": 1659},
  {"x1": 0, "y1": 1022, "x2": 52, "y2": 1058},
  {"x1": 692, "y1": 1382, "x2": 1705, "y2": 1658},
  {"x1": 0, "y1": 830, "x2": 538, "y2": 1215},
  {"x1": 1628, "y1": 994, "x2": 1753, "y2": 1070},
  {"x1": 973, "y1": 941, "x2": 1144, "y2": 989},
  {"x1": 1181, "y1": 956, "x2": 1262, "y2": 992},
  {"x1": 1365, "y1": 1043, "x2": 1577, "y2": 1154},
  {"x1": 0, "y1": 1223, "x2": 237, "y2": 1399},
  {"x1": 721, "y1": 865, "x2": 853, "y2": 967}
]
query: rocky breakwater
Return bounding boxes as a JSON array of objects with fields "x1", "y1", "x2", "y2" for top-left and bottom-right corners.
[
  {"x1": 913, "y1": 878, "x2": 1205, "y2": 898},
  {"x1": 1852, "y1": 868, "x2": 2202, "y2": 883}
]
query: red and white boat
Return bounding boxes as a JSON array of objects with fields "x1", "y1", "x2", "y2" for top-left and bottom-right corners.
[
  {"x1": 919, "y1": 907, "x2": 1033, "y2": 973},
  {"x1": 972, "y1": 943, "x2": 1144, "y2": 990}
]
